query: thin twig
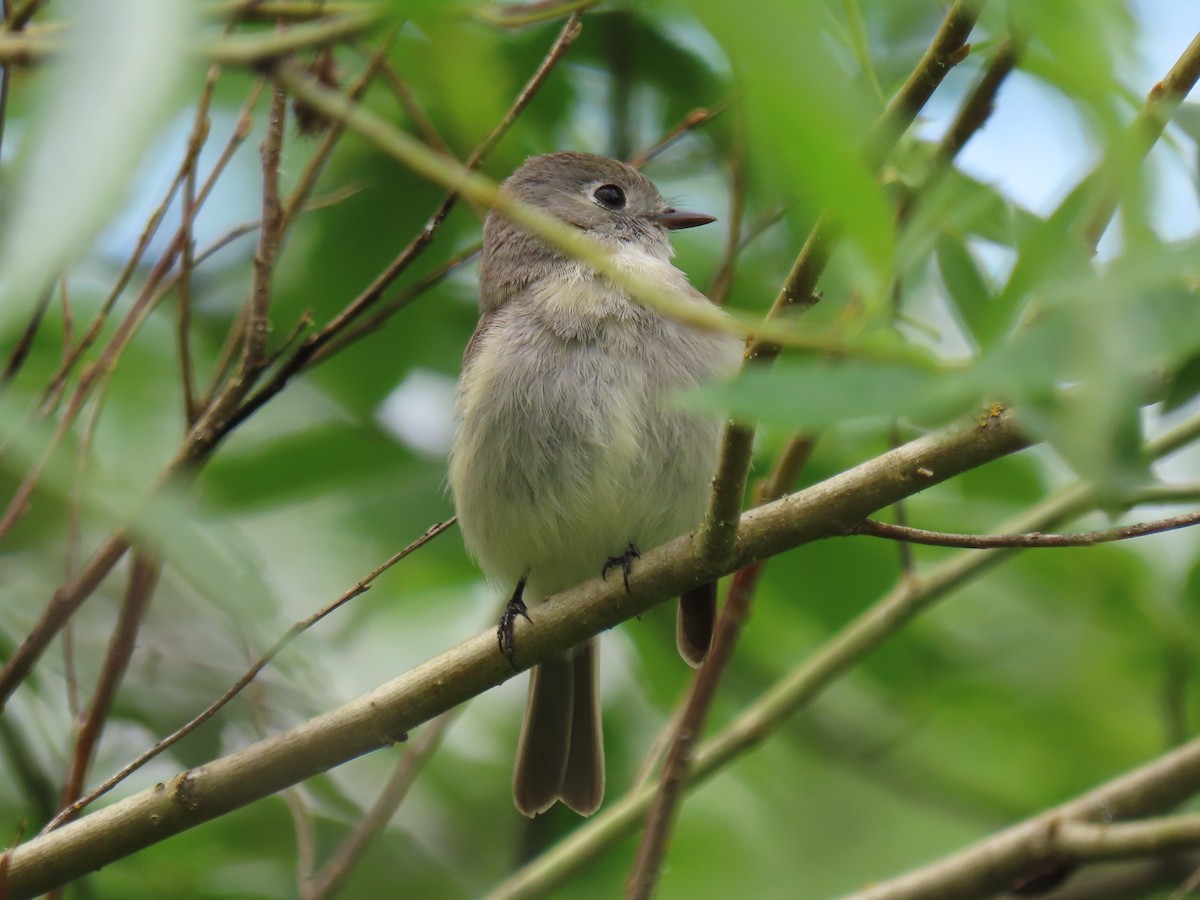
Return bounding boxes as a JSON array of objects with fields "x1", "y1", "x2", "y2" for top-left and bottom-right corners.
[
  {"x1": 626, "y1": 96, "x2": 734, "y2": 169},
  {"x1": 850, "y1": 754, "x2": 1200, "y2": 899},
  {"x1": 0, "y1": 16, "x2": 576, "y2": 713},
  {"x1": 176, "y1": 66, "x2": 222, "y2": 426},
  {"x1": 37, "y1": 75, "x2": 239, "y2": 412},
  {"x1": 304, "y1": 710, "x2": 462, "y2": 899},
  {"x1": 208, "y1": 0, "x2": 368, "y2": 22},
  {"x1": 56, "y1": 552, "x2": 161, "y2": 827},
  {"x1": 1, "y1": 282, "x2": 53, "y2": 387},
  {"x1": 627, "y1": 432, "x2": 814, "y2": 899},
  {"x1": 484, "y1": 469, "x2": 1200, "y2": 899},
  {"x1": 242, "y1": 86, "x2": 286, "y2": 373},
  {"x1": 476, "y1": 0, "x2": 596, "y2": 30},
  {"x1": 851, "y1": 507, "x2": 1200, "y2": 549},
  {"x1": 363, "y1": 43, "x2": 452, "y2": 156},
  {"x1": 309, "y1": 243, "x2": 481, "y2": 363},
  {"x1": 1079, "y1": 29, "x2": 1200, "y2": 250},
  {"x1": 276, "y1": 28, "x2": 399, "y2": 239},
  {"x1": 227, "y1": 12, "x2": 584, "y2": 434},
  {"x1": 707, "y1": 108, "x2": 747, "y2": 306},
  {"x1": 4, "y1": 0, "x2": 40, "y2": 32},
  {"x1": 203, "y1": 9, "x2": 381, "y2": 66},
  {"x1": 42, "y1": 518, "x2": 455, "y2": 831}
]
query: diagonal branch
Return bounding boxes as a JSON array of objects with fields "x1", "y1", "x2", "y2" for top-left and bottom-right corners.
[
  {"x1": 851, "y1": 508, "x2": 1200, "y2": 549},
  {"x1": 486, "y1": 415, "x2": 1200, "y2": 900},
  {"x1": 0, "y1": 411, "x2": 1027, "y2": 898}
]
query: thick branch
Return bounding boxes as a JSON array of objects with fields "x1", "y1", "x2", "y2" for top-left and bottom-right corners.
[
  {"x1": 0, "y1": 412, "x2": 1026, "y2": 898},
  {"x1": 849, "y1": 740, "x2": 1200, "y2": 899}
]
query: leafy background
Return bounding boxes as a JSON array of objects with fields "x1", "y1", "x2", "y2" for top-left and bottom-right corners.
[{"x1": 2, "y1": 0, "x2": 1200, "y2": 897}]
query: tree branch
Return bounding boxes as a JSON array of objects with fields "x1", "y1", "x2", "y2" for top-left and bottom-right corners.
[
  {"x1": 695, "y1": 0, "x2": 988, "y2": 567},
  {"x1": 486, "y1": 414, "x2": 1200, "y2": 899},
  {"x1": 43, "y1": 518, "x2": 455, "y2": 831},
  {"x1": 850, "y1": 507, "x2": 1200, "y2": 549},
  {"x1": 0, "y1": 412, "x2": 1026, "y2": 898},
  {"x1": 847, "y1": 741, "x2": 1200, "y2": 899}
]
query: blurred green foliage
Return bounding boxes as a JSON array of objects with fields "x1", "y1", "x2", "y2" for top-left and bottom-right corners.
[{"x1": 2, "y1": 0, "x2": 1200, "y2": 897}]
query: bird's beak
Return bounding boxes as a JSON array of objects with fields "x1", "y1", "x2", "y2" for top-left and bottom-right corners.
[{"x1": 651, "y1": 207, "x2": 717, "y2": 230}]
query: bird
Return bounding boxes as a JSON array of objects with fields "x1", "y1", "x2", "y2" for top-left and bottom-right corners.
[{"x1": 448, "y1": 151, "x2": 741, "y2": 817}]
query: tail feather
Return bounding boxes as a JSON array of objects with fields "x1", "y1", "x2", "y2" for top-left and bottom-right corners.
[
  {"x1": 677, "y1": 582, "x2": 717, "y2": 667},
  {"x1": 512, "y1": 640, "x2": 605, "y2": 817},
  {"x1": 558, "y1": 640, "x2": 604, "y2": 815}
]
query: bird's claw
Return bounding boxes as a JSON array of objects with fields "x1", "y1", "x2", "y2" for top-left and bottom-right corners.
[
  {"x1": 497, "y1": 579, "x2": 531, "y2": 670},
  {"x1": 602, "y1": 542, "x2": 640, "y2": 594}
]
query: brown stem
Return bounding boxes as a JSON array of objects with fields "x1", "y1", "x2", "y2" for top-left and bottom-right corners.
[
  {"x1": 1078, "y1": 30, "x2": 1200, "y2": 250},
  {"x1": 851, "y1": 508, "x2": 1200, "y2": 549},
  {"x1": 225, "y1": 11, "x2": 583, "y2": 436},
  {"x1": 627, "y1": 432, "x2": 813, "y2": 899},
  {"x1": 365, "y1": 45, "x2": 452, "y2": 155},
  {"x1": 56, "y1": 552, "x2": 161, "y2": 825},
  {"x1": 625, "y1": 96, "x2": 734, "y2": 170},
  {"x1": 242, "y1": 86, "x2": 286, "y2": 373},
  {"x1": 707, "y1": 110, "x2": 747, "y2": 306},
  {"x1": 0, "y1": 282, "x2": 53, "y2": 388},
  {"x1": 626, "y1": 561, "x2": 761, "y2": 900}
]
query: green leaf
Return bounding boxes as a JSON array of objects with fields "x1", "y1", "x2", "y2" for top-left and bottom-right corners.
[
  {"x1": 687, "y1": 358, "x2": 978, "y2": 430},
  {"x1": 935, "y1": 233, "x2": 1006, "y2": 349},
  {"x1": 691, "y1": 0, "x2": 895, "y2": 295},
  {"x1": 1165, "y1": 351, "x2": 1200, "y2": 412},
  {"x1": 0, "y1": 0, "x2": 192, "y2": 332}
]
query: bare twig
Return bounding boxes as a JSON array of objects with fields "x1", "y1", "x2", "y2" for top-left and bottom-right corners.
[
  {"x1": 627, "y1": 432, "x2": 814, "y2": 899},
  {"x1": 850, "y1": 747, "x2": 1200, "y2": 899},
  {"x1": 276, "y1": 28, "x2": 399, "y2": 239},
  {"x1": 241, "y1": 85, "x2": 286, "y2": 373},
  {"x1": 364, "y1": 44, "x2": 452, "y2": 155},
  {"x1": 176, "y1": 66, "x2": 223, "y2": 426},
  {"x1": 485, "y1": 428, "x2": 1200, "y2": 899},
  {"x1": 850, "y1": 507, "x2": 1200, "y2": 549},
  {"x1": 203, "y1": 9, "x2": 381, "y2": 66},
  {"x1": 1, "y1": 282, "x2": 53, "y2": 388},
  {"x1": 0, "y1": 15, "x2": 579, "y2": 714},
  {"x1": 209, "y1": 1, "x2": 370, "y2": 22},
  {"x1": 476, "y1": 0, "x2": 597, "y2": 30},
  {"x1": 56, "y1": 552, "x2": 161, "y2": 826},
  {"x1": 627, "y1": 97, "x2": 735, "y2": 170},
  {"x1": 42, "y1": 518, "x2": 455, "y2": 831},
  {"x1": 38, "y1": 76, "x2": 243, "y2": 410},
  {"x1": 304, "y1": 710, "x2": 462, "y2": 900},
  {"x1": 309, "y1": 243, "x2": 481, "y2": 364},
  {"x1": 227, "y1": 11, "x2": 584, "y2": 434},
  {"x1": 707, "y1": 109, "x2": 747, "y2": 306},
  {"x1": 1079, "y1": 29, "x2": 1200, "y2": 250}
]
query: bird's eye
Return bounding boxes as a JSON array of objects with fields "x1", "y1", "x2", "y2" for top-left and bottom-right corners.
[{"x1": 593, "y1": 184, "x2": 626, "y2": 210}]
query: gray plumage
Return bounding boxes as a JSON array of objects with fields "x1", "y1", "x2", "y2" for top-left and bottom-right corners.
[{"x1": 448, "y1": 151, "x2": 741, "y2": 817}]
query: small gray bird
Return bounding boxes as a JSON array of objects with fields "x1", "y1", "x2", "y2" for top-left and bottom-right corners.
[{"x1": 449, "y1": 151, "x2": 741, "y2": 817}]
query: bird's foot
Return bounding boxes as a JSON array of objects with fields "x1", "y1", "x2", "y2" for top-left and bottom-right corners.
[
  {"x1": 602, "y1": 542, "x2": 640, "y2": 594},
  {"x1": 497, "y1": 578, "x2": 531, "y2": 671}
]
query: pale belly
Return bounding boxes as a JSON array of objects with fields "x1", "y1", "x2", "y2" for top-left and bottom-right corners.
[{"x1": 449, "y1": 320, "x2": 726, "y2": 602}]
